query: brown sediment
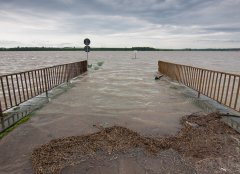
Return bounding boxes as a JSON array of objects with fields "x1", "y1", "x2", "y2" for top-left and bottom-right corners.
[{"x1": 31, "y1": 112, "x2": 240, "y2": 174}]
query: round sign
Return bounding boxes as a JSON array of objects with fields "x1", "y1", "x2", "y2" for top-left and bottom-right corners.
[
  {"x1": 84, "y1": 38, "x2": 91, "y2": 46},
  {"x1": 84, "y1": 46, "x2": 90, "y2": 52}
]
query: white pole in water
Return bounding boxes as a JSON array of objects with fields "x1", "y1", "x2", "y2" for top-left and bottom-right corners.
[
  {"x1": 87, "y1": 52, "x2": 88, "y2": 62},
  {"x1": 134, "y1": 50, "x2": 137, "y2": 59}
]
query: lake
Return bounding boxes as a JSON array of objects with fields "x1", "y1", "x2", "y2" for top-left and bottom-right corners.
[{"x1": 0, "y1": 51, "x2": 240, "y2": 76}]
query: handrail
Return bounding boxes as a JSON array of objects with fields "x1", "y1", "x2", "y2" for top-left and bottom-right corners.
[
  {"x1": 158, "y1": 61, "x2": 240, "y2": 113},
  {"x1": 0, "y1": 60, "x2": 87, "y2": 115}
]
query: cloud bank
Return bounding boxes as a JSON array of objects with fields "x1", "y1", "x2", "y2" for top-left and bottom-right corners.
[{"x1": 0, "y1": 0, "x2": 240, "y2": 48}]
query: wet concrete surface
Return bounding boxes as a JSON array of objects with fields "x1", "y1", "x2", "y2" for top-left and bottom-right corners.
[{"x1": 61, "y1": 149, "x2": 195, "y2": 174}]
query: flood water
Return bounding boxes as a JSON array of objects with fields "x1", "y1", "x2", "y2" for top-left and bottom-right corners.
[
  {"x1": 0, "y1": 51, "x2": 240, "y2": 75},
  {"x1": 0, "y1": 51, "x2": 240, "y2": 173},
  {"x1": 1, "y1": 51, "x2": 240, "y2": 133}
]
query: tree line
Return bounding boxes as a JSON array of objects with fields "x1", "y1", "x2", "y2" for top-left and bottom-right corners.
[{"x1": 0, "y1": 47, "x2": 239, "y2": 51}]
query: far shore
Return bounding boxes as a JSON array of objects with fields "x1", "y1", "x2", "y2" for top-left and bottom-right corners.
[{"x1": 0, "y1": 47, "x2": 240, "y2": 51}]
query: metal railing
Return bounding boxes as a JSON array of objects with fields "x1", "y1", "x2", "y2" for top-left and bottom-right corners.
[
  {"x1": 0, "y1": 60, "x2": 87, "y2": 116},
  {"x1": 158, "y1": 61, "x2": 240, "y2": 113}
]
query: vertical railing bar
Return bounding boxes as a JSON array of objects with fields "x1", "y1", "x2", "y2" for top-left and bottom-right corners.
[
  {"x1": 179, "y1": 65, "x2": 185, "y2": 84},
  {"x1": 54, "y1": 66, "x2": 58, "y2": 86},
  {"x1": 229, "y1": 76, "x2": 236, "y2": 107},
  {"x1": 40, "y1": 69, "x2": 45, "y2": 92},
  {"x1": 31, "y1": 71, "x2": 37, "y2": 96},
  {"x1": 34, "y1": 70, "x2": 40, "y2": 95},
  {"x1": 217, "y1": 73, "x2": 223, "y2": 102},
  {"x1": 55, "y1": 66, "x2": 59, "y2": 86},
  {"x1": 62, "y1": 65, "x2": 66, "y2": 83},
  {"x1": 76, "y1": 63, "x2": 79, "y2": 77},
  {"x1": 189, "y1": 67, "x2": 193, "y2": 87},
  {"x1": 53, "y1": 67, "x2": 57, "y2": 87},
  {"x1": 51, "y1": 67, "x2": 55, "y2": 87},
  {"x1": 43, "y1": 69, "x2": 48, "y2": 98},
  {"x1": 220, "y1": 74, "x2": 227, "y2": 103},
  {"x1": 27, "y1": 72, "x2": 33, "y2": 98},
  {"x1": 64, "y1": 65, "x2": 67, "y2": 82},
  {"x1": 71, "y1": 64, "x2": 74, "y2": 79},
  {"x1": 49, "y1": 67, "x2": 53, "y2": 89},
  {"x1": 198, "y1": 69, "x2": 203, "y2": 93},
  {"x1": 188, "y1": 67, "x2": 192, "y2": 88},
  {"x1": 178, "y1": 66, "x2": 184, "y2": 84},
  {"x1": 175, "y1": 65, "x2": 181, "y2": 83},
  {"x1": 6, "y1": 76, "x2": 13, "y2": 107},
  {"x1": 46, "y1": 68, "x2": 50, "y2": 91},
  {"x1": 185, "y1": 66, "x2": 190, "y2": 86},
  {"x1": 48, "y1": 68, "x2": 52, "y2": 89},
  {"x1": 10, "y1": 75, "x2": 17, "y2": 106},
  {"x1": 68, "y1": 64, "x2": 71, "y2": 82},
  {"x1": 50, "y1": 67, "x2": 54, "y2": 88},
  {"x1": 198, "y1": 69, "x2": 204, "y2": 96},
  {"x1": 16, "y1": 74, "x2": 22, "y2": 103},
  {"x1": 210, "y1": 72, "x2": 216, "y2": 98},
  {"x1": 0, "y1": 101, "x2": 4, "y2": 129},
  {"x1": 74, "y1": 63, "x2": 78, "y2": 77},
  {"x1": 72, "y1": 64, "x2": 75, "y2": 78},
  {"x1": 224, "y1": 75, "x2": 231, "y2": 105},
  {"x1": 192, "y1": 67, "x2": 196, "y2": 89},
  {"x1": 20, "y1": 73, "x2": 26, "y2": 101},
  {"x1": 0, "y1": 77, "x2": 8, "y2": 110},
  {"x1": 23, "y1": 73, "x2": 30, "y2": 100},
  {"x1": 37, "y1": 70, "x2": 42, "y2": 93},
  {"x1": 191, "y1": 68, "x2": 195, "y2": 90},
  {"x1": 204, "y1": 71, "x2": 209, "y2": 95},
  {"x1": 69, "y1": 64, "x2": 72, "y2": 80},
  {"x1": 213, "y1": 73, "x2": 219, "y2": 100},
  {"x1": 182, "y1": 66, "x2": 188, "y2": 86},
  {"x1": 57, "y1": 66, "x2": 61, "y2": 85},
  {"x1": 61, "y1": 65, "x2": 65, "y2": 83},
  {"x1": 207, "y1": 71, "x2": 213, "y2": 96},
  {"x1": 201, "y1": 70, "x2": 206, "y2": 95},
  {"x1": 195, "y1": 69, "x2": 200, "y2": 91},
  {"x1": 234, "y1": 77, "x2": 240, "y2": 110},
  {"x1": 56, "y1": 66, "x2": 59, "y2": 86}
]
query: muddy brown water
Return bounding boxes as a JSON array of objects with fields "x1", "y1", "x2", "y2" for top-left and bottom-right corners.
[{"x1": 0, "y1": 51, "x2": 240, "y2": 173}]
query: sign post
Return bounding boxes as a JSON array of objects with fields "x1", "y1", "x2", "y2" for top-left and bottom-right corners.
[{"x1": 84, "y1": 38, "x2": 91, "y2": 62}]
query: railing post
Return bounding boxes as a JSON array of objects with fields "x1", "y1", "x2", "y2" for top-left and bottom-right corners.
[
  {"x1": 0, "y1": 101, "x2": 5, "y2": 130},
  {"x1": 198, "y1": 69, "x2": 204, "y2": 98},
  {"x1": 43, "y1": 69, "x2": 49, "y2": 100}
]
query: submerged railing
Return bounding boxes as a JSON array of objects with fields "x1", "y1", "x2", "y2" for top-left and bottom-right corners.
[
  {"x1": 0, "y1": 60, "x2": 87, "y2": 116},
  {"x1": 158, "y1": 61, "x2": 240, "y2": 113}
]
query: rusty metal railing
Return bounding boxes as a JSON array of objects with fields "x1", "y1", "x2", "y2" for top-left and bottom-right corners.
[
  {"x1": 0, "y1": 60, "x2": 87, "y2": 116},
  {"x1": 158, "y1": 61, "x2": 240, "y2": 113}
]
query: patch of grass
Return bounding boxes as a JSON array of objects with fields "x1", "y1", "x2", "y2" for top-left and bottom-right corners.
[{"x1": 0, "y1": 114, "x2": 32, "y2": 139}]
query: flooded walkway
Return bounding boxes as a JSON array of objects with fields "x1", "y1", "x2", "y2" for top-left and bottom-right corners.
[{"x1": 0, "y1": 58, "x2": 203, "y2": 173}]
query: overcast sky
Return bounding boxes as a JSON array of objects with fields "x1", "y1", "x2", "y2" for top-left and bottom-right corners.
[{"x1": 0, "y1": 0, "x2": 240, "y2": 48}]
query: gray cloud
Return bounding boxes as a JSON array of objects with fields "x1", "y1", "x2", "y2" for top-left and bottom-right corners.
[{"x1": 0, "y1": 0, "x2": 240, "y2": 48}]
